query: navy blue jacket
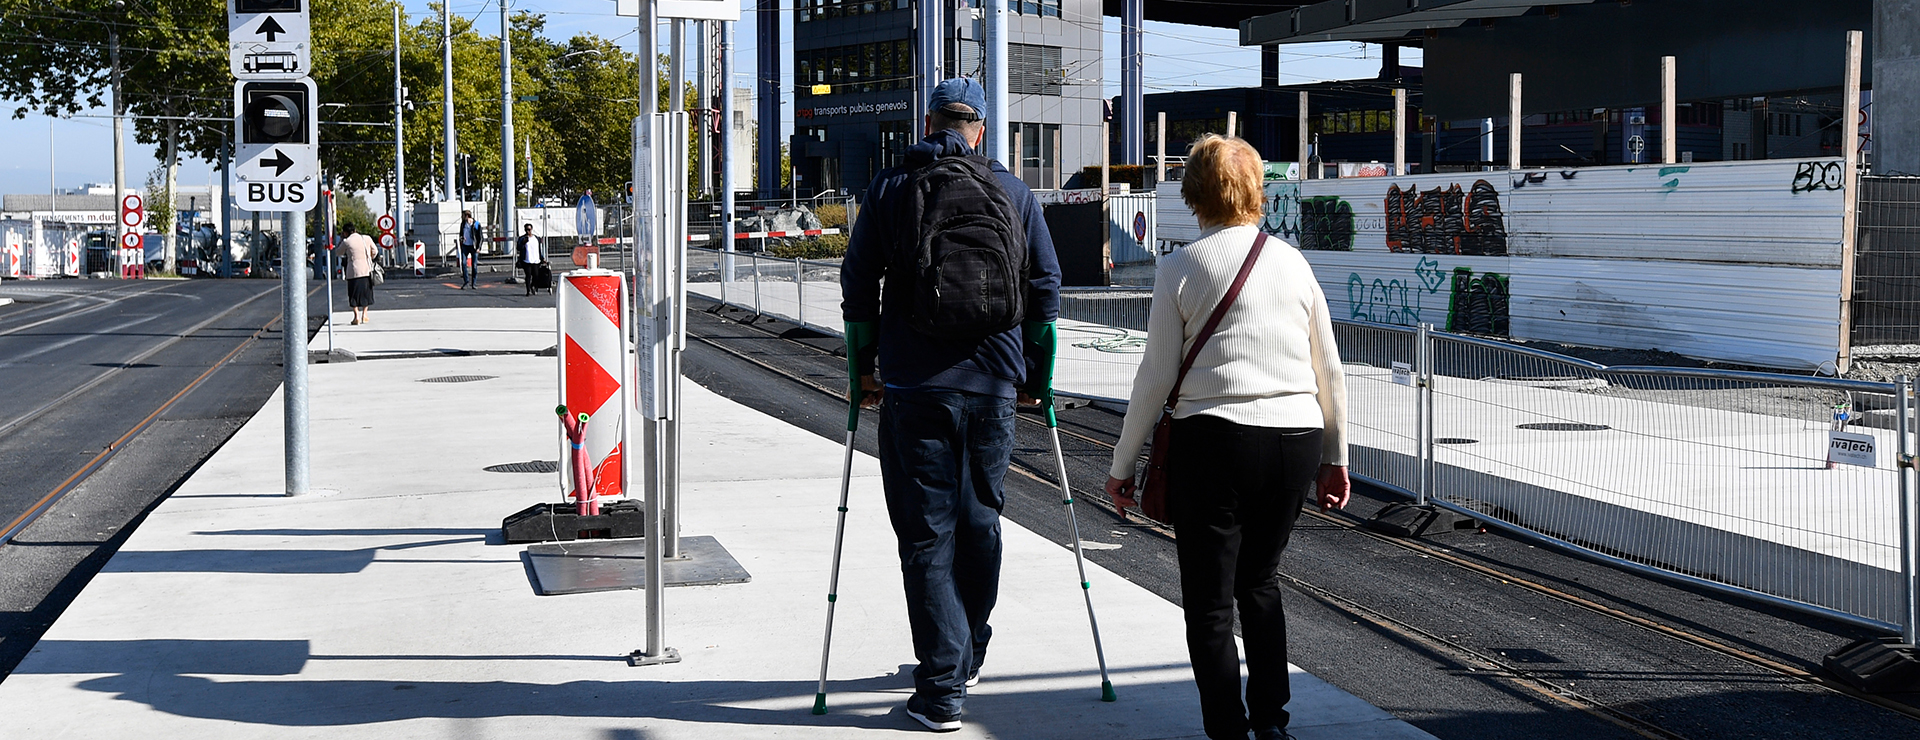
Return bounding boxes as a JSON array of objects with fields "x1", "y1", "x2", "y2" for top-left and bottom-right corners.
[{"x1": 840, "y1": 129, "x2": 1062, "y2": 398}]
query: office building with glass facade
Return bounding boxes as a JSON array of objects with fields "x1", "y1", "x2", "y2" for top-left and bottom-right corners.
[{"x1": 790, "y1": 0, "x2": 1105, "y2": 197}]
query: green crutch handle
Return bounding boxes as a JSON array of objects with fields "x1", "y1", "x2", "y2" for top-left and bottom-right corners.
[
  {"x1": 844, "y1": 321, "x2": 880, "y2": 432},
  {"x1": 1022, "y1": 321, "x2": 1059, "y2": 427}
]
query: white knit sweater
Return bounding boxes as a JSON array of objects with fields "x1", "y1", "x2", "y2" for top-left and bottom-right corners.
[{"x1": 1108, "y1": 224, "x2": 1349, "y2": 481}]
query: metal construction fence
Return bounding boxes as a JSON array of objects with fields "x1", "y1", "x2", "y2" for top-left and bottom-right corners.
[
  {"x1": 687, "y1": 246, "x2": 1920, "y2": 639},
  {"x1": 1854, "y1": 176, "x2": 1920, "y2": 346}
]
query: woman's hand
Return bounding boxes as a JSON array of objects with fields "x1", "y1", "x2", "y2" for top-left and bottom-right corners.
[
  {"x1": 1316, "y1": 464, "x2": 1350, "y2": 512},
  {"x1": 1104, "y1": 475, "x2": 1137, "y2": 510}
]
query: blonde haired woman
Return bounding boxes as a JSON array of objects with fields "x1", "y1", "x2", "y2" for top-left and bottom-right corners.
[{"x1": 1105, "y1": 134, "x2": 1349, "y2": 740}]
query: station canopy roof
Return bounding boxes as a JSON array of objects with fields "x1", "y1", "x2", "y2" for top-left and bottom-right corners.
[
  {"x1": 1239, "y1": 0, "x2": 1593, "y2": 46},
  {"x1": 1102, "y1": 0, "x2": 1315, "y2": 30}
]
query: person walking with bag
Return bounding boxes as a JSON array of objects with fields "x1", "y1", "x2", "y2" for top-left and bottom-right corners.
[
  {"x1": 517, "y1": 223, "x2": 548, "y2": 296},
  {"x1": 458, "y1": 210, "x2": 482, "y2": 289},
  {"x1": 840, "y1": 78, "x2": 1062, "y2": 733},
  {"x1": 339, "y1": 223, "x2": 378, "y2": 325},
  {"x1": 1103, "y1": 134, "x2": 1349, "y2": 740}
]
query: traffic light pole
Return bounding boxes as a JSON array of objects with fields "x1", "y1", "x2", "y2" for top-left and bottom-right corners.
[{"x1": 283, "y1": 208, "x2": 310, "y2": 496}]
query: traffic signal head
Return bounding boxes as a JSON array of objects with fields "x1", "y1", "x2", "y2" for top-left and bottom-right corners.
[
  {"x1": 241, "y1": 81, "x2": 311, "y2": 145},
  {"x1": 235, "y1": 0, "x2": 302, "y2": 12}
]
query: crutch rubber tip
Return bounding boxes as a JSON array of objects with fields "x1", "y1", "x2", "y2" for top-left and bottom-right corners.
[
  {"x1": 1101, "y1": 681, "x2": 1117, "y2": 702},
  {"x1": 812, "y1": 693, "x2": 828, "y2": 715}
]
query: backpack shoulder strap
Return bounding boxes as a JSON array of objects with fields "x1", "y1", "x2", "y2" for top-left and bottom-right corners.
[{"x1": 1166, "y1": 232, "x2": 1269, "y2": 409}]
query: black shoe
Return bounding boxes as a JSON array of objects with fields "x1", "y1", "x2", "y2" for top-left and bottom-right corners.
[
  {"x1": 904, "y1": 695, "x2": 961, "y2": 732},
  {"x1": 1253, "y1": 728, "x2": 1293, "y2": 740}
]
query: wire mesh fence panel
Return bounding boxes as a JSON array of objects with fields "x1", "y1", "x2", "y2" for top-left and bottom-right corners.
[
  {"x1": 1854, "y1": 176, "x2": 1920, "y2": 346},
  {"x1": 1332, "y1": 321, "x2": 1422, "y2": 496},
  {"x1": 1427, "y1": 332, "x2": 1908, "y2": 628}
]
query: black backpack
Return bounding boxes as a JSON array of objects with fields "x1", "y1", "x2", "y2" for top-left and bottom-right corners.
[{"x1": 898, "y1": 154, "x2": 1029, "y2": 339}]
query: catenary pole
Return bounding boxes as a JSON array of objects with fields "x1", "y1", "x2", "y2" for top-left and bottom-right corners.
[
  {"x1": 721, "y1": 20, "x2": 735, "y2": 280},
  {"x1": 501, "y1": 0, "x2": 517, "y2": 257},
  {"x1": 1508, "y1": 73, "x2": 1522, "y2": 170},
  {"x1": 1121, "y1": 0, "x2": 1142, "y2": 165},
  {"x1": 984, "y1": 0, "x2": 1008, "y2": 165},
  {"x1": 395, "y1": 5, "x2": 407, "y2": 264},
  {"x1": 111, "y1": 29, "x2": 127, "y2": 276},
  {"x1": 1393, "y1": 88, "x2": 1406, "y2": 175},
  {"x1": 443, "y1": 0, "x2": 457, "y2": 203}
]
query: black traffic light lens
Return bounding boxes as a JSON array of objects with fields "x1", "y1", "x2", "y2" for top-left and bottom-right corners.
[
  {"x1": 235, "y1": 0, "x2": 302, "y2": 12},
  {"x1": 242, "y1": 83, "x2": 309, "y2": 144}
]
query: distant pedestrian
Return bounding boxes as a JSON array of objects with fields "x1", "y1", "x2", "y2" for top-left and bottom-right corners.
[
  {"x1": 339, "y1": 224, "x2": 378, "y2": 325},
  {"x1": 458, "y1": 210, "x2": 482, "y2": 289},
  {"x1": 517, "y1": 223, "x2": 547, "y2": 296},
  {"x1": 1104, "y1": 134, "x2": 1350, "y2": 740},
  {"x1": 840, "y1": 77, "x2": 1062, "y2": 734}
]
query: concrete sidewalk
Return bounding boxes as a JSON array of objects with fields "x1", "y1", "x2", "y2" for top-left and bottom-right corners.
[{"x1": 0, "y1": 305, "x2": 1434, "y2": 739}]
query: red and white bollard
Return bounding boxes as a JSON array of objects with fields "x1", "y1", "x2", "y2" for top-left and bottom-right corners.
[
  {"x1": 411, "y1": 241, "x2": 426, "y2": 277},
  {"x1": 3, "y1": 233, "x2": 20, "y2": 279}
]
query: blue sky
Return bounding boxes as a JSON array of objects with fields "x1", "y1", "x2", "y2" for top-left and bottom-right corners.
[{"x1": 0, "y1": 0, "x2": 1414, "y2": 197}]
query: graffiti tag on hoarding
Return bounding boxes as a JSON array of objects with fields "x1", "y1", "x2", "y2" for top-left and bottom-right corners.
[
  {"x1": 1791, "y1": 161, "x2": 1844, "y2": 193},
  {"x1": 1384, "y1": 180, "x2": 1507, "y2": 256}
]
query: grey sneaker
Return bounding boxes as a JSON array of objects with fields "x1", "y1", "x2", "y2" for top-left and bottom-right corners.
[{"x1": 905, "y1": 696, "x2": 962, "y2": 732}]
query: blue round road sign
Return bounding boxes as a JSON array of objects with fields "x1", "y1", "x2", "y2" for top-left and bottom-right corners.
[{"x1": 576, "y1": 194, "x2": 597, "y2": 235}]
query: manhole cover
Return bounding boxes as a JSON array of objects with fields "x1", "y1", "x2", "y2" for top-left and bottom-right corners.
[
  {"x1": 485, "y1": 460, "x2": 559, "y2": 474},
  {"x1": 1434, "y1": 437, "x2": 1479, "y2": 445},
  {"x1": 1516, "y1": 422, "x2": 1611, "y2": 432},
  {"x1": 419, "y1": 375, "x2": 498, "y2": 383}
]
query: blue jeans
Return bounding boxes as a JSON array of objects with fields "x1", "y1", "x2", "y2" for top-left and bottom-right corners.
[
  {"x1": 459, "y1": 248, "x2": 478, "y2": 285},
  {"x1": 877, "y1": 387, "x2": 1014, "y2": 716}
]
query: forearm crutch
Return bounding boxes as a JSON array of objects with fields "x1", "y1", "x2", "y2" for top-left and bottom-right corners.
[{"x1": 1046, "y1": 403, "x2": 1118, "y2": 702}]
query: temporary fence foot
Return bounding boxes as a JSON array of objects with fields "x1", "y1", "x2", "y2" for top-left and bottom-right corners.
[
  {"x1": 1824, "y1": 638, "x2": 1920, "y2": 693},
  {"x1": 1360, "y1": 502, "x2": 1477, "y2": 538},
  {"x1": 627, "y1": 647, "x2": 682, "y2": 667}
]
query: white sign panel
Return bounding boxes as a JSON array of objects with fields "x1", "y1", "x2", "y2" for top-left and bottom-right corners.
[
  {"x1": 617, "y1": 0, "x2": 737, "y2": 20},
  {"x1": 1391, "y1": 362, "x2": 1414, "y2": 387},
  {"x1": 233, "y1": 78, "x2": 318, "y2": 211},
  {"x1": 228, "y1": 0, "x2": 310, "y2": 80},
  {"x1": 1827, "y1": 430, "x2": 1878, "y2": 468}
]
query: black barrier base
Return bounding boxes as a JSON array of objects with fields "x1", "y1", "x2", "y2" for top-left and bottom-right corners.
[
  {"x1": 1825, "y1": 637, "x2": 1920, "y2": 693},
  {"x1": 1361, "y1": 501, "x2": 1479, "y2": 538},
  {"x1": 502, "y1": 499, "x2": 646, "y2": 543}
]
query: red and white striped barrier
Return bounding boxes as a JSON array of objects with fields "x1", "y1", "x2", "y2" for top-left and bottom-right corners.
[
  {"x1": 411, "y1": 241, "x2": 426, "y2": 277},
  {"x1": 62, "y1": 239, "x2": 80, "y2": 277},
  {"x1": 732, "y1": 228, "x2": 841, "y2": 239},
  {"x1": 3, "y1": 233, "x2": 20, "y2": 279},
  {"x1": 557, "y1": 268, "x2": 630, "y2": 505}
]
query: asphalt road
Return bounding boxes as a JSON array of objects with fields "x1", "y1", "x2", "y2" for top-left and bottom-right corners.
[
  {"x1": 0, "y1": 268, "x2": 554, "y2": 681},
  {"x1": 680, "y1": 297, "x2": 1920, "y2": 740}
]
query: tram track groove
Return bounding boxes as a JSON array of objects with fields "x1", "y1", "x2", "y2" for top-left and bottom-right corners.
[
  {"x1": 0, "y1": 284, "x2": 293, "y2": 547},
  {"x1": 683, "y1": 301, "x2": 1920, "y2": 732}
]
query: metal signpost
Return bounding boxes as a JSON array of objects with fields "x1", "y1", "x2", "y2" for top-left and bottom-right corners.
[
  {"x1": 229, "y1": 0, "x2": 317, "y2": 496},
  {"x1": 617, "y1": 0, "x2": 736, "y2": 669}
]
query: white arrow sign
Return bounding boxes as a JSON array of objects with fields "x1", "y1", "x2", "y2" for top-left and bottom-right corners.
[{"x1": 229, "y1": 0, "x2": 310, "y2": 80}]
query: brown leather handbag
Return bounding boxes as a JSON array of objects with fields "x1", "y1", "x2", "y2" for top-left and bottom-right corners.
[{"x1": 1137, "y1": 232, "x2": 1270, "y2": 522}]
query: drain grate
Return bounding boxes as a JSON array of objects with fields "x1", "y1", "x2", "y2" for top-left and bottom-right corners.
[
  {"x1": 485, "y1": 460, "x2": 559, "y2": 474},
  {"x1": 419, "y1": 375, "x2": 498, "y2": 383},
  {"x1": 1434, "y1": 437, "x2": 1479, "y2": 445},
  {"x1": 1516, "y1": 422, "x2": 1611, "y2": 432}
]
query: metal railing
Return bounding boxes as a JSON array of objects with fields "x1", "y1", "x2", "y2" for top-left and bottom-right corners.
[{"x1": 687, "y1": 244, "x2": 1920, "y2": 639}]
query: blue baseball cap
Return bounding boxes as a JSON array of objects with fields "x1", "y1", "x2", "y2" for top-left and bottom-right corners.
[{"x1": 929, "y1": 78, "x2": 986, "y2": 121}]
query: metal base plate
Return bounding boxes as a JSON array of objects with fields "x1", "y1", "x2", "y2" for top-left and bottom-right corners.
[{"x1": 525, "y1": 535, "x2": 751, "y2": 596}]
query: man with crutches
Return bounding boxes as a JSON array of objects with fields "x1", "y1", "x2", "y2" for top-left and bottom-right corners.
[{"x1": 829, "y1": 78, "x2": 1062, "y2": 733}]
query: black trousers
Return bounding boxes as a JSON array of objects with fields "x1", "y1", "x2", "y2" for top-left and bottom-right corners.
[{"x1": 1168, "y1": 414, "x2": 1322, "y2": 739}]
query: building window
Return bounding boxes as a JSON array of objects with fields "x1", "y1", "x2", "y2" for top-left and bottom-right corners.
[
  {"x1": 1009, "y1": 43, "x2": 1062, "y2": 96},
  {"x1": 1006, "y1": 0, "x2": 1060, "y2": 17},
  {"x1": 799, "y1": 0, "x2": 909, "y2": 23},
  {"x1": 879, "y1": 120, "x2": 913, "y2": 171},
  {"x1": 797, "y1": 40, "x2": 913, "y2": 97},
  {"x1": 1010, "y1": 122, "x2": 1059, "y2": 189}
]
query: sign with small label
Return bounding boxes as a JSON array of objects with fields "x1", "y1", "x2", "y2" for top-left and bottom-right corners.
[
  {"x1": 1828, "y1": 430, "x2": 1878, "y2": 468},
  {"x1": 1391, "y1": 362, "x2": 1414, "y2": 387}
]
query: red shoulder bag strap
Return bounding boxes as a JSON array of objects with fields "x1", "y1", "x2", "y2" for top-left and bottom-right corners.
[{"x1": 1165, "y1": 232, "x2": 1269, "y2": 409}]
